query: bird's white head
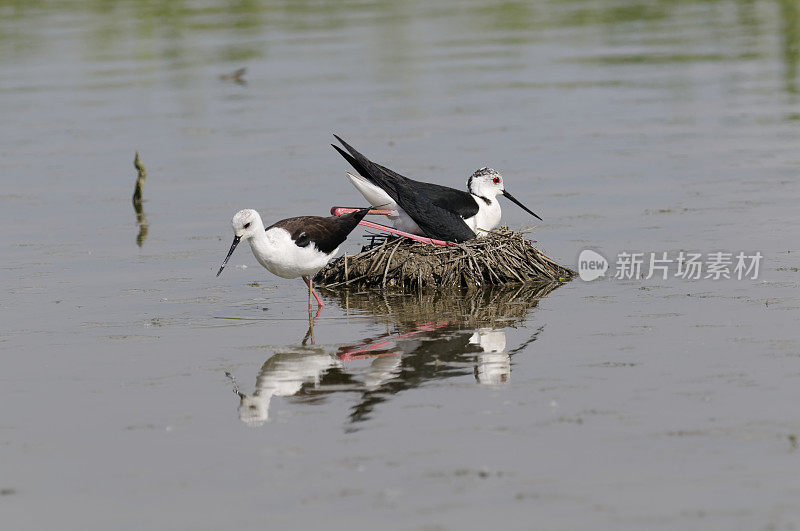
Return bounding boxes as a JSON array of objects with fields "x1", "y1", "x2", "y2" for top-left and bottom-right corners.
[
  {"x1": 467, "y1": 167, "x2": 543, "y2": 221},
  {"x1": 231, "y1": 208, "x2": 264, "y2": 239},
  {"x1": 238, "y1": 393, "x2": 271, "y2": 427},
  {"x1": 217, "y1": 209, "x2": 265, "y2": 277},
  {"x1": 467, "y1": 167, "x2": 505, "y2": 199}
]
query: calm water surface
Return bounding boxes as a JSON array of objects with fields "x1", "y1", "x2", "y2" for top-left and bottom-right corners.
[{"x1": 2, "y1": 1, "x2": 800, "y2": 529}]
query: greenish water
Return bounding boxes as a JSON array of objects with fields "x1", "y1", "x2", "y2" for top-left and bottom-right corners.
[{"x1": 2, "y1": 1, "x2": 800, "y2": 529}]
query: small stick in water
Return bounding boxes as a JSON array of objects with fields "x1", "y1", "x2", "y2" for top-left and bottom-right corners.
[
  {"x1": 219, "y1": 67, "x2": 247, "y2": 85},
  {"x1": 132, "y1": 151, "x2": 149, "y2": 247},
  {"x1": 132, "y1": 151, "x2": 147, "y2": 207}
]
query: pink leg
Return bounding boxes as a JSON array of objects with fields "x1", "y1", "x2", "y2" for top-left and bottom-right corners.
[
  {"x1": 310, "y1": 278, "x2": 324, "y2": 309},
  {"x1": 337, "y1": 321, "x2": 453, "y2": 361},
  {"x1": 303, "y1": 276, "x2": 324, "y2": 314},
  {"x1": 357, "y1": 220, "x2": 449, "y2": 246},
  {"x1": 303, "y1": 276, "x2": 312, "y2": 318},
  {"x1": 330, "y1": 206, "x2": 449, "y2": 246},
  {"x1": 330, "y1": 207, "x2": 395, "y2": 217}
]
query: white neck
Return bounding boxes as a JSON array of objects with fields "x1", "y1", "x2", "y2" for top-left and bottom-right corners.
[
  {"x1": 466, "y1": 194, "x2": 502, "y2": 236},
  {"x1": 246, "y1": 229, "x2": 284, "y2": 274}
]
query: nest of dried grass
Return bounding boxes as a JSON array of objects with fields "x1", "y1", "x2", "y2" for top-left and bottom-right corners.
[{"x1": 315, "y1": 227, "x2": 574, "y2": 290}]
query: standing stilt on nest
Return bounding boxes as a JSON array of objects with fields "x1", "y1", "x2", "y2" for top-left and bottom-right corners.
[{"x1": 315, "y1": 227, "x2": 575, "y2": 290}]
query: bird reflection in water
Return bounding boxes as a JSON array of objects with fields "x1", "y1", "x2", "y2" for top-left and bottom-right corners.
[
  {"x1": 470, "y1": 328, "x2": 509, "y2": 384},
  {"x1": 235, "y1": 347, "x2": 340, "y2": 427},
  {"x1": 231, "y1": 282, "x2": 560, "y2": 427}
]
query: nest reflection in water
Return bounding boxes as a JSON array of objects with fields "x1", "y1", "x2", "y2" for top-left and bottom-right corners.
[
  {"x1": 333, "y1": 281, "x2": 561, "y2": 329},
  {"x1": 315, "y1": 228, "x2": 574, "y2": 290},
  {"x1": 233, "y1": 283, "x2": 564, "y2": 427}
]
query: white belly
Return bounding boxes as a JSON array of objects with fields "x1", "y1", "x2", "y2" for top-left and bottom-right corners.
[
  {"x1": 464, "y1": 196, "x2": 502, "y2": 237},
  {"x1": 347, "y1": 172, "x2": 397, "y2": 211},
  {"x1": 250, "y1": 228, "x2": 337, "y2": 279},
  {"x1": 347, "y1": 171, "x2": 423, "y2": 235},
  {"x1": 393, "y1": 208, "x2": 424, "y2": 235}
]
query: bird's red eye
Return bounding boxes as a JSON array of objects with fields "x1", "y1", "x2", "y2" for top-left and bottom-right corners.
[
  {"x1": 493, "y1": 177, "x2": 500, "y2": 184},
  {"x1": 244, "y1": 222, "x2": 251, "y2": 229}
]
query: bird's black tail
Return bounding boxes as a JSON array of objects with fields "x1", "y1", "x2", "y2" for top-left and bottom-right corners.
[
  {"x1": 332, "y1": 142, "x2": 373, "y2": 184},
  {"x1": 331, "y1": 135, "x2": 408, "y2": 195},
  {"x1": 326, "y1": 207, "x2": 370, "y2": 251},
  {"x1": 339, "y1": 207, "x2": 370, "y2": 228}
]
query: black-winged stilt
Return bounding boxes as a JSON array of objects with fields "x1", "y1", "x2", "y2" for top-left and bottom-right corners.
[
  {"x1": 331, "y1": 135, "x2": 542, "y2": 243},
  {"x1": 217, "y1": 208, "x2": 369, "y2": 315}
]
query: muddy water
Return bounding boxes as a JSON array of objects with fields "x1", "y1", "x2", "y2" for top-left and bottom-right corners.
[{"x1": 2, "y1": 1, "x2": 800, "y2": 529}]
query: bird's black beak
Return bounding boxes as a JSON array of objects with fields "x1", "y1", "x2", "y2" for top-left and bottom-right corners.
[
  {"x1": 217, "y1": 235, "x2": 241, "y2": 277},
  {"x1": 502, "y1": 190, "x2": 542, "y2": 221}
]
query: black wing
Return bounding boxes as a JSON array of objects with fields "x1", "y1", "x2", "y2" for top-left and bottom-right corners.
[
  {"x1": 333, "y1": 135, "x2": 478, "y2": 242},
  {"x1": 268, "y1": 208, "x2": 369, "y2": 254}
]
